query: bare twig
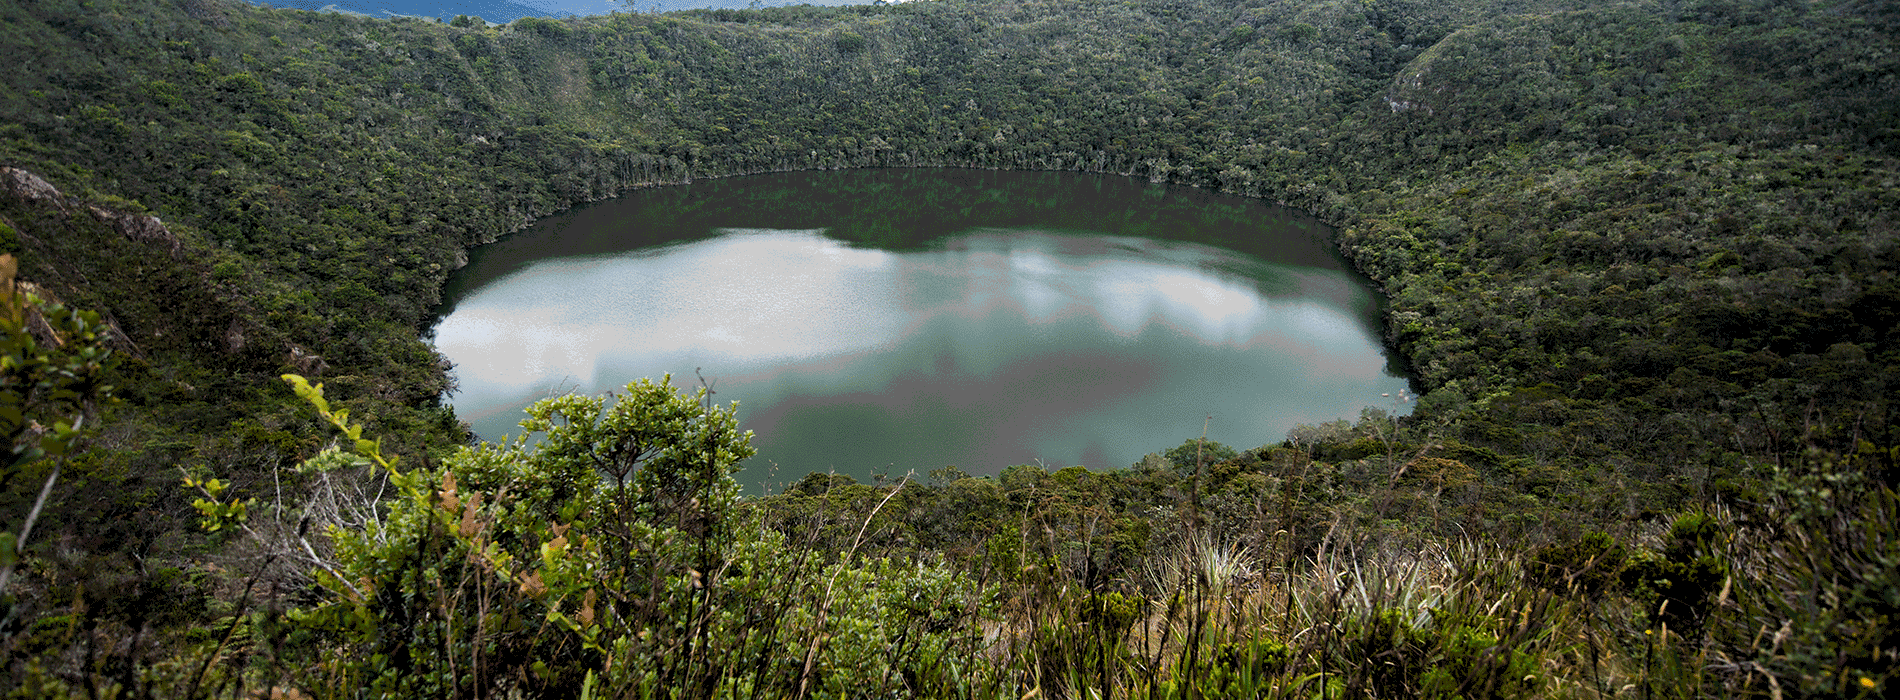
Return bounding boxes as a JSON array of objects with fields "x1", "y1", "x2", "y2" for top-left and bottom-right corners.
[{"x1": 794, "y1": 473, "x2": 911, "y2": 700}]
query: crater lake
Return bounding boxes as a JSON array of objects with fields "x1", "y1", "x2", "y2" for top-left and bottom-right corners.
[{"x1": 432, "y1": 168, "x2": 1412, "y2": 490}]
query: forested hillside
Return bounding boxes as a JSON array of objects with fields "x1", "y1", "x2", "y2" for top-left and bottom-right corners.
[{"x1": 1, "y1": 0, "x2": 1895, "y2": 697}]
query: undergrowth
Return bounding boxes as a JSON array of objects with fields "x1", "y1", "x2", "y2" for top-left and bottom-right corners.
[{"x1": 4, "y1": 374, "x2": 1891, "y2": 699}]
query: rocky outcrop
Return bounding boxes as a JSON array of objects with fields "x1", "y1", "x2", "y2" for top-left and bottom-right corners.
[
  {"x1": 1, "y1": 166, "x2": 264, "y2": 361},
  {"x1": 88, "y1": 205, "x2": 183, "y2": 257},
  {"x1": 1, "y1": 167, "x2": 61, "y2": 203},
  {"x1": 3, "y1": 167, "x2": 184, "y2": 257}
]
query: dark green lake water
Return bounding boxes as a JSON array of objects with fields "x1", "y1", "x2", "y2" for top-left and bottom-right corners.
[{"x1": 433, "y1": 169, "x2": 1410, "y2": 491}]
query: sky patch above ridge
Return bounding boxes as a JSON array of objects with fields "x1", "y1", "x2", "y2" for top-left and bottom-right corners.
[{"x1": 259, "y1": 1, "x2": 881, "y2": 24}]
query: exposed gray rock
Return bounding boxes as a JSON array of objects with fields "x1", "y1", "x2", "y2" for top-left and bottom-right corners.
[
  {"x1": 1, "y1": 167, "x2": 61, "y2": 203},
  {"x1": 89, "y1": 205, "x2": 183, "y2": 257}
]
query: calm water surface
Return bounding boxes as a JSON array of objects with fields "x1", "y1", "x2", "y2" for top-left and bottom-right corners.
[{"x1": 432, "y1": 169, "x2": 1410, "y2": 490}]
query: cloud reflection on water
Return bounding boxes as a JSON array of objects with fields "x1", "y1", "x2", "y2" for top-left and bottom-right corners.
[{"x1": 433, "y1": 228, "x2": 1408, "y2": 485}]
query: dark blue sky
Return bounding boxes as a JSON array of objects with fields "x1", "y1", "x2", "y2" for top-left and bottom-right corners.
[{"x1": 261, "y1": 1, "x2": 877, "y2": 24}]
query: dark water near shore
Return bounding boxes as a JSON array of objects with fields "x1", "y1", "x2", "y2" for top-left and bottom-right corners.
[{"x1": 432, "y1": 169, "x2": 1410, "y2": 491}]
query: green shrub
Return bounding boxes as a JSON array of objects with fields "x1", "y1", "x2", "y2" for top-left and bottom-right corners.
[
  {"x1": 271, "y1": 374, "x2": 996, "y2": 698},
  {"x1": 1528, "y1": 531, "x2": 1629, "y2": 598},
  {"x1": 1417, "y1": 624, "x2": 1540, "y2": 699},
  {"x1": 1623, "y1": 512, "x2": 1727, "y2": 634},
  {"x1": 1711, "y1": 452, "x2": 1900, "y2": 698}
]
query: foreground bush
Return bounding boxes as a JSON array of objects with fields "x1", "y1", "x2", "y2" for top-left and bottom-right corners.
[{"x1": 264, "y1": 375, "x2": 996, "y2": 698}]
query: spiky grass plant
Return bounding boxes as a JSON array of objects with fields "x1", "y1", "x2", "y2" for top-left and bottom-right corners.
[
  {"x1": 1112, "y1": 532, "x2": 1589, "y2": 700},
  {"x1": 1141, "y1": 532, "x2": 1257, "y2": 603}
]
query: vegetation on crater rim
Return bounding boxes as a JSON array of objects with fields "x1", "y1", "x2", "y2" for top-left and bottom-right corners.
[{"x1": 0, "y1": 0, "x2": 1894, "y2": 696}]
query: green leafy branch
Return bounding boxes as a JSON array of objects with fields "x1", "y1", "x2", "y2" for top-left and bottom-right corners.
[
  {"x1": 0, "y1": 254, "x2": 117, "y2": 595},
  {"x1": 179, "y1": 476, "x2": 255, "y2": 534},
  {"x1": 281, "y1": 373, "x2": 399, "y2": 474}
]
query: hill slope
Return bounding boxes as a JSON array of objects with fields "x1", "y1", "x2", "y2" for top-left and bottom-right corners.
[
  {"x1": 0, "y1": 0, "x2": 1896, "y2": 695},
  {"x1": 4, "y1": 0, "x2": 1893, "y2": 504}
]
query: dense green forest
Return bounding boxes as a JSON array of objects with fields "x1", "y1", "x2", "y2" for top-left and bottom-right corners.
[{"x1": 0, "y1": 0, "x2": 1895, "y2": 696}]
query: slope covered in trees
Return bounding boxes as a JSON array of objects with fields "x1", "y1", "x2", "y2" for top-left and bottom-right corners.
[{"x1": 0, "y1": 0, "x2": 1895, "y2": 696}]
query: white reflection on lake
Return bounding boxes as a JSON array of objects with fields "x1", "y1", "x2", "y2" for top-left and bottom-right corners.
[{"x1": 433, "y1": 228, "x2": 1408, "y2": 486}]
